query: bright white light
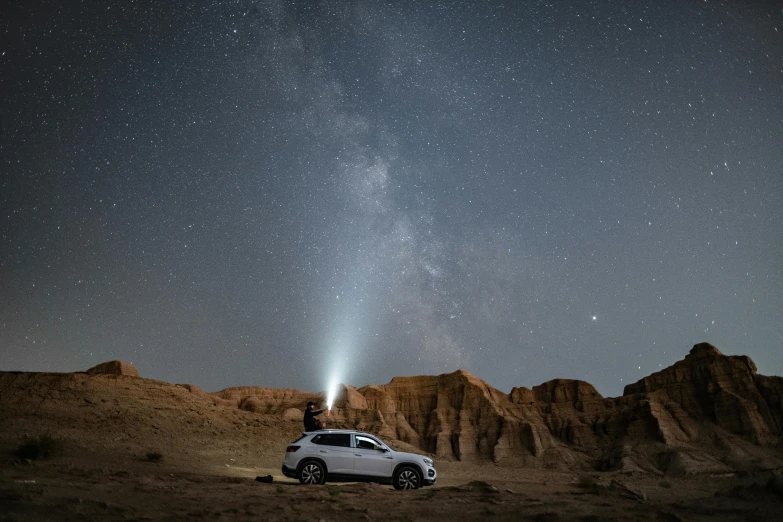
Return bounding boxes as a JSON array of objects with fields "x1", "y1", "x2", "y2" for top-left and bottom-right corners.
[
  {"x1": 322, "y1": 295, "x2": 362, "y2": 412},
  {"x1": 326, "y1": 376, "x2": 340, "y2": 410}
]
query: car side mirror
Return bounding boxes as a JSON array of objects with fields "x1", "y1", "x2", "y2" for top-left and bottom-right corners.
[{"x1": 380, "y1": 447, "x2": 389, "y2": 452}]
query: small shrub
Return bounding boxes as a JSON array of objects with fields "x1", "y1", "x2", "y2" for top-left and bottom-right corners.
[
  {"x1": 17, "y1": 435, "x2": 63, "y2": 460},
  {"x1": 658, "y1": 480, "x2": 672, "y2": 489},
  {"x1": 577, "y1": 475, "x2": 597, "y2": 489},
  {"x1": 328, "y1": 487, "x2": 340, "y2": 497},
  {"x1": 146, "y1": 452, "x2": 163, "y2": 463},
  {"x1": 276, "y1": 485, "x2": 285, "y2": 494},
  {"x1": 424, "y1": 489, "x2": 436, "y2": 499}
]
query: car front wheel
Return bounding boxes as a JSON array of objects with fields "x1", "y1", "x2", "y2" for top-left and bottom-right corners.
[
  {"x1": 393, "y1": 466, "x2": 421, "y2": 490},
  {"x1": 298, "y1": 460, "x2": 326, "y2": 485}
]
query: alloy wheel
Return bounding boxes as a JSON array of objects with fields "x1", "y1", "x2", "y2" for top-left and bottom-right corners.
[
  {"x1": 398, "y1": 469, "x2": 419, "y2": 489},
  {"x1": 300, "y1": 463, "x2": 322, "y2": 484}
]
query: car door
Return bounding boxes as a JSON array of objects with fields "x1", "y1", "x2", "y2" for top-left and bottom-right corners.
[
  {"x1": 311, "y1": 434, "x2": 353, "y2": 473},
  {"x1": 352, "y1": 434, "x2": 393, "y2": 478}
]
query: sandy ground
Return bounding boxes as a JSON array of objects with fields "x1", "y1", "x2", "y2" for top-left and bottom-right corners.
[
  {"x1": 2, "y1": 372, "x2": 782, "y2": 521},
  {"x1": 4, "y1": 438, "x2": 782, "y2": 521}
]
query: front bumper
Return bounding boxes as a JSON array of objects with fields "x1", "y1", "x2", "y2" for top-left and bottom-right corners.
[
  {"x1": 423, "y1": 467, "x2": 437, "y2": 486},
  {"x1": 281, "y1": 464, "x2": 297, "y2": 479}
]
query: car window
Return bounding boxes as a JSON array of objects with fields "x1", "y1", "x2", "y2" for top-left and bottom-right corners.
[
  {"x1": 355, "y1": 435, "x2": 383, "y2": 450},
  {"x1": 312, "y1": 434, "x2": 350, "y2": 447}
]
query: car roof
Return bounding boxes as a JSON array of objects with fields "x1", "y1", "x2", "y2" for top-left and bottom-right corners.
[{"x1": 303, "y1": 429, "x2": 374, "y2": 436}]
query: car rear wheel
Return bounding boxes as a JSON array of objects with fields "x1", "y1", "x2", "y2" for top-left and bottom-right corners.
[
  {"x1": 393, "y1": 466, "x2": 421, "y2": 490},
  {"x1": 298, "y1": 460, "x2": 326, "y2": 485}
]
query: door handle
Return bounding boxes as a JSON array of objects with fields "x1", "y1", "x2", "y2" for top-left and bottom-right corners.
[
  {"x1": 319, "y1": 450, "x2": 327, "y2": 453},
  {"x1": 355, "y1": 454, "x2": 362, "y2": 457}
]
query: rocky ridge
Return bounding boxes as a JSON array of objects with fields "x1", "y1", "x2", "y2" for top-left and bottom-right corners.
[
  {"x1": 86, "y1": 360, "x2": 139, "y2": 377},
  {"x1": 199, "y1": 343, "x2": 783, "y2": 474},
  {"x1": 2, "y1": 343, "x2": 781, "y2": 476}
]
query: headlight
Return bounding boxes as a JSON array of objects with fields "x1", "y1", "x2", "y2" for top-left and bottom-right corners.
[{"x1": 423, "y1": 458, "x2": 434, "y2": 467}]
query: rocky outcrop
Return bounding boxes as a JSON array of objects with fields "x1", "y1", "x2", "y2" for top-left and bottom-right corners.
[
  {"x1": 82, "y1": 345, "x2": 783, "y2": 475},
  {"x1": 533, "y1": 379, "x2": 602, "y2": 403},
  {"x1": 623, "y1": 343, "x2": 781, "y2": 446},
  {"x1": 85, "y1": 360, "x2": 139, "y2": 377},
  {"x1": 202, "y1": 343, "x2": 782, "y2": 474},
  {"x1": 175, "y1": 383, "x2": 206, "y2": 395},
  {"x1": 213, "y1": 387, "x2": 316, "y2": 412}
]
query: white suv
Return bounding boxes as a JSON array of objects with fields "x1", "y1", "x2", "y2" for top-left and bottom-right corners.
[{"x1": 281, "y1": 430, "x2": 436, "y2": 489}]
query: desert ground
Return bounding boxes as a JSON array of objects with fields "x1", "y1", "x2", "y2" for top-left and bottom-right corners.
[{"x1": 2, "y1": 366, "x2": 782, "y2": 521}]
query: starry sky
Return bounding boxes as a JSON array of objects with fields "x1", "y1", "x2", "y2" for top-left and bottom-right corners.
[{"x1": 2, "y1": 1, "x2": 782, "y2": 397}]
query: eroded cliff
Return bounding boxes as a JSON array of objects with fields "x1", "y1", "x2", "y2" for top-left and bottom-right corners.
[{"x1": 198, "y1": 343, "x2": 783, "y2": 474}]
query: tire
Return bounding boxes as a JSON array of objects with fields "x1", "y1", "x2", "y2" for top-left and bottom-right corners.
[
  {"x1": 393, "y1": 465, "x2": 421, "y2": 490},
  {"x1": 298, "y1": 460, "x2": 326, "y2": 485}
]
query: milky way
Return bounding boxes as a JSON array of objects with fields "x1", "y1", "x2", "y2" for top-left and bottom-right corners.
[{"x1": 2, "y1": 1, "x2": 782, "y2": 396}]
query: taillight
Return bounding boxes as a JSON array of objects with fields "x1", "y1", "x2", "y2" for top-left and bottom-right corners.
[{"x1": 286, "y1": 445, "x2": 300, "y2": 452}]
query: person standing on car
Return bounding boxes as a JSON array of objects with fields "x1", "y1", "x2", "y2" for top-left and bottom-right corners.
[{"x1": 303, "y1": 401, "x2": 325, "y2": 432}]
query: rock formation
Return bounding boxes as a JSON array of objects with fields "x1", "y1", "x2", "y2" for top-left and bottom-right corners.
[
  {"x1": 85, "y1": 360, "x2": 139, "y2": 377},
  {"x1": 2, "y1": 343, "x2": 780, "y2": 476},
  {"x1": 191, "y1": 343, "x2": 783, "y2": 474},
  {"x1": 622, "y1": 343, "x2": 780, "y2": 446}
]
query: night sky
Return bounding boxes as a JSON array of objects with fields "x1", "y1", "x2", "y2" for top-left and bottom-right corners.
[{"x1": 2, "y1": 1, "x2": 782, "y2": 397}]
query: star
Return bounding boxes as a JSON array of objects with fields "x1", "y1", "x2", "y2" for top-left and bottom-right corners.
[{"x1": 0, "y1": 0, "x2": 779, "y2": 397}]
